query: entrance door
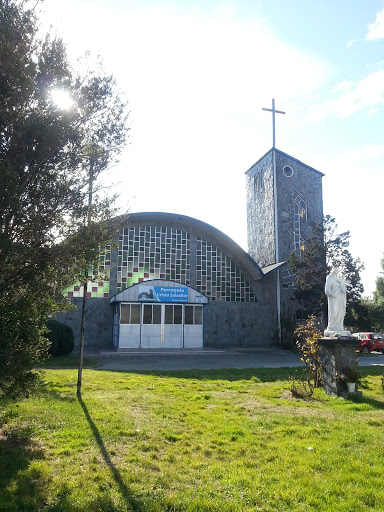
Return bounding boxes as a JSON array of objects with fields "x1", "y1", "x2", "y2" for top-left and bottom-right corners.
[
  {"x1": 163, "y1": 304, "x2": 183, "y2": 348},
  {"x1": 116, "y1": 303, "x2": 204, "y2": 349},
  {"x1": 141, "y1": 304, "x2": 162, "y2": 348},
  {"x1": 118, "y1": 303, "x2": 141, "y2": 348}
]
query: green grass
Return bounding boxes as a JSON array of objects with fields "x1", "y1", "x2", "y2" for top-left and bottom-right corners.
[{"x1": 1, "y1": 366, "x2": 384, "y2": 511}]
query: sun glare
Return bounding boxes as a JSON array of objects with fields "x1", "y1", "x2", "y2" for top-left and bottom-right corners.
[{"x1": 50, "y1": 88, "x2": 75, "y2": 110}]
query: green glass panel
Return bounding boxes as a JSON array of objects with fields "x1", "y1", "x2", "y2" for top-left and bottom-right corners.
[
  {"x1": 133, "y1": 273, "x2": 138, "y2": 283},
  {"x1": 118, "y1": 256, "x2": 122, "y2": 265},
  {"x1": 144, "y1": 264, "x2": 149, "y2": 273},
  {"x1": 138, "y1": 268, "x2": 144, "y2": 278},
  {"x1": 104, "y1": 282, "x2": 109, "y2": 292},
  {"x1": 127, "y1": 278, "x2": 133, "y2": 287},
  {"x1": 97, "y1": 288, "x2": 104, "y2": 298},
  {"x1": 129, "y1": 247, "x2": 133, "y2": 256}
]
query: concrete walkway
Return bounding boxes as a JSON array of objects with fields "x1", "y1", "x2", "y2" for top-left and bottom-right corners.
[{"x1": 84, "y1": 347, "x2": 384, "y2": 371}]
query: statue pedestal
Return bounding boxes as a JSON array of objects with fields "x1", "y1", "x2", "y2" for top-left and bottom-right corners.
[{"x1": 318, "y1": 337, "x2": 362, "y2": 397}]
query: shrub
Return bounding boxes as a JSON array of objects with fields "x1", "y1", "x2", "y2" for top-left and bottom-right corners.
[
  {"x1": 289, "y1": 372, "x2": 313, "y2": 398},
  {"x1": 294, "y1": 315, "x2": 322, "y2": 395},
  {"x1": 45, "y1": 320, "x2": 75, "y2": 357}
]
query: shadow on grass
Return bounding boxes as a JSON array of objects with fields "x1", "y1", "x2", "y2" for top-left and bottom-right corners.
[
  {"x1": 110, "y1": 366, "x2": 301, "y2": 383},
  {"x1": 77, "y1": 395, "x2": 144, "y2": 511},
  {"x1": 354, "y1": 395, "x2": 384, "y2": 410},
  {"x1": 0, "y1": 425, "x2": 47, "y2": 511}
]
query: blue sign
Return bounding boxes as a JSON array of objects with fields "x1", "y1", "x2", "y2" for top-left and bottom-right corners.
[{"x1": 153, "y1": 286, "x2": 188, "y2": 303}]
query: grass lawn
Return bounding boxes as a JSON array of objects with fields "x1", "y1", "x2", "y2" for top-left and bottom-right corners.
[{"x1": 1, "y1": 366, "x2": 384, "y2": 511}]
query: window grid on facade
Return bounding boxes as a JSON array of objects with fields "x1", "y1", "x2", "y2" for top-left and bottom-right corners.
[
  {"x1": 117, "y1": 226, "x2": 191, "y2": 293},
  {"x1": 66, "y1": 225, "x2": 257, "y2": 303},
  {"x1": 291, "y1": 192, "x2": 307, "y2": 259},
  {"x1": 64, "y1": 250, "x2": 111, "y2": 298},
  {"x1": 196, "y1": 238, "x2": 256, "y2": 302}
]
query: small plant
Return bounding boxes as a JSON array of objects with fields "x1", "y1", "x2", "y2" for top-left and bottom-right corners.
[
  {"x1": 294, "y1": 315, "x2": 323, "y2": 395},
  {"x1": 381, "y1": 374, "x2": 384, "y2": 392},
  {"x1": 45, "y1": 319, "x2": 75, "y2": 357},
  {"x1": 289, "y1": 374, "x2": 313, "y2": 398},
  {"x1": 336, "y1": 366, "x2": 361, "y2": 384}
]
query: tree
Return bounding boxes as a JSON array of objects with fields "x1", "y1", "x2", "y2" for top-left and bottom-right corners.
[
  {"x1": 288, "y1": 215, "x2": 364, "y2": 326},
  {"x1": 0, "y1": 0, "x2": 129, "y2": 398},
  {"x1": 373, "y1": 254, "x2": 384, "y2": 305},
  {"x1": 346, "y1": 299, "x2": 384, "y2": 333},
  {"x1": 287, "y1": 221, "x2": 326, "y2": 317}
]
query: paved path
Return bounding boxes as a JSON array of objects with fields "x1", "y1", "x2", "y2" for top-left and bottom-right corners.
[{"x1": 84, "y1": 348, "x2": 384, "y2": 371}]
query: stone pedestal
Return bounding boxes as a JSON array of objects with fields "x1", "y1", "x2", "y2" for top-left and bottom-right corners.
[{"x1": 318, "y1": 337, "x2": 362, "y2": 397}]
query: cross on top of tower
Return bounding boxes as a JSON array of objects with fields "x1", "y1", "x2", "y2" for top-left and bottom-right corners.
[{"x1": 262, "y1": 98, "x2": 285, "y2": 148}]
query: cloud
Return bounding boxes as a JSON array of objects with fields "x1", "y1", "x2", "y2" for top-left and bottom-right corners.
[
  {"x1": 308, "y1": 70, "x2": 384, "y2": 121},
  {"x1": 366, "y1": 8, "x2": 384, "y2": 41},
  {"x1": 40, "y1": 2, "x2": 330, "y2": 110}
]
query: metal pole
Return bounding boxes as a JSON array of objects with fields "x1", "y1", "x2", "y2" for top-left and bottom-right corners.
[
  {"x1": 77, "y1": 156, "x2": 94, "y2": 397},
  {"x1": 77, "y1": 278, "x2": 87, "y2": 396}
]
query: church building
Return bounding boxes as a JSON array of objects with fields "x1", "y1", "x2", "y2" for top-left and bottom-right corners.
[{"x1": 59, "y1": 116, "x2": 324, "y2": 351}]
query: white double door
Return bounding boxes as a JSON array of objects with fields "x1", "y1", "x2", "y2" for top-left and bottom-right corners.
[
  {"x1": 118, "y1": 303, "x2": 203, "y2": 349},
  {"x1": 140, "y1": 303, "x2": 181, "y2": 348}
]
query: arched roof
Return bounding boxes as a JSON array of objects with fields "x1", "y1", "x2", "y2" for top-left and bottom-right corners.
[{"x1": 120, "y1": 212, "x2": 263, "y2": 283}]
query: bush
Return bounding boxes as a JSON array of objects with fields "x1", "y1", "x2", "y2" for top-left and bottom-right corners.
[
  {"x1": 294, "y1": 315, "x2": 323, "y2": 395},
  {"x1": 45, "y1": 320, "x2": 75, "y2": 357}
]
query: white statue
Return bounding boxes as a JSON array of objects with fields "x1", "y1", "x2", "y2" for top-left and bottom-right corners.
[{"x1": 324, "y1": 265, "x2": 350, "y2": 337}]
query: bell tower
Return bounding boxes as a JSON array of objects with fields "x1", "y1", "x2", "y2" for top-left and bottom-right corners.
[{"x1": 245, "y1": 99, "x2": 324, "y2": 336}]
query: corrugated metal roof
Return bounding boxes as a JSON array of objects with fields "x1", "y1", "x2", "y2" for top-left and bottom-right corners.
[{"x1": 261, "y1": 262, "x2": 287, "y2": 275}]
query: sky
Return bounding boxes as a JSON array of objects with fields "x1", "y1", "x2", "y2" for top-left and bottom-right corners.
[{"x1": 40, "y1": 0, "x2": 384, "y2": 297}]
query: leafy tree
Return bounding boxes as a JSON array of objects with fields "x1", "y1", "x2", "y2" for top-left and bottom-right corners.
[
  {"x1": 288, "y1": 215, "x2": 364, "y2": 326},
  {"x1": 373, "y1": 254, "x2": 384, "y2": 305},
  {"x1": 287, "y1": 221, "x2": 326, "y2": 317},
  {"x1": 346, "y1": 299, "x2": 384, "y2": 333},
  {"x1": 0, "y1": 0, "x2": 129, "y2": 397},
  {"x1": 323, "y1": 215, "x2": 364, "y2": 307}
]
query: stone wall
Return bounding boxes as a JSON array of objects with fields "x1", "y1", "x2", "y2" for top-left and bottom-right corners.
[
  {"x1": 204, "y1": 275, "x2": 276, "y2": 347},
  {"x1": 56, "y1": 298, "x2": 113, "y2": 352},
  {"x1": 275, "y1": 151, "x2": 324, "y2": 263},
  {"x1": 246, "y1": 151, "x2": 275, "y2": 267}
]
